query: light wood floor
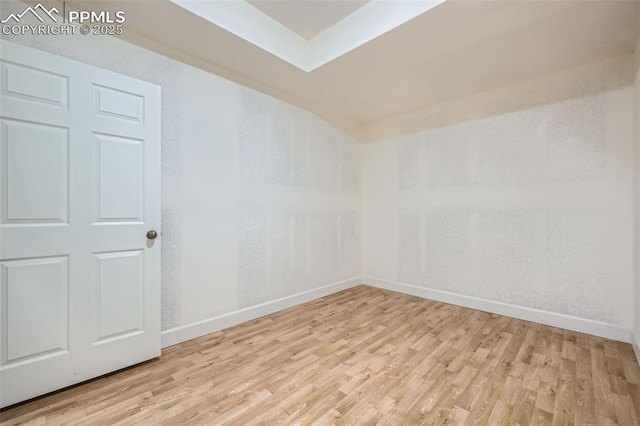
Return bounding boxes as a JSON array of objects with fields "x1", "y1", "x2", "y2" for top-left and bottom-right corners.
[{"x1": 1, "y1": 285, "x2": 639, "y2": 425}]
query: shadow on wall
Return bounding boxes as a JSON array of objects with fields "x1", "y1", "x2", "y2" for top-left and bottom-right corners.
[{"x1": 367, "y1": 56, "x2": 633, "y2": 143}]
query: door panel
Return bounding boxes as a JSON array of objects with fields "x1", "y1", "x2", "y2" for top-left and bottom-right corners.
[
  {"x1": 0, "y1": 40, "x2": 161, "y2": 408},
  {"x1": 3, "y1": 61, "x2": 69, "y2": 107},
  {"x1": 95, "y1": 250, "x2": 144, "y2": 342},
  {"x1": 2, "y1": 256, "x2": 69, "y2": 363},
  {"x1": 2, "y1": 119, "x2": 69, "y2": 223},
  {"x1": 94, "y1": 84, "x2": 144, "y2": 123},
  {"x1": 95, "y1": 134, "x2": 144, "y2": 222}
]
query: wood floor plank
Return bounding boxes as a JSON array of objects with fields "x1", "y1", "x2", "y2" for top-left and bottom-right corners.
[{"x1": 1, "y1": 285, "x2": 639, "y2": 425}]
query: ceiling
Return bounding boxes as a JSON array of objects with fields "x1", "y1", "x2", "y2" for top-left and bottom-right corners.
[
  {"x1": 64, "y1": 0, "x2": 639, "y2": 141},
  {"x1": 247, "y1": 0, "x2": 369, "y2": 40}
]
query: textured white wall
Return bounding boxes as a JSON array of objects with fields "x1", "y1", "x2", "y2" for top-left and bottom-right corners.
[
  {"x1": 2, "y1": 0, "x2": 639, "y2": 340},
  {"x1": 0, "y1": 2, "x2": 361, "y2": 331},
  {"x1": 363, "y1": 56, "x2": 637, "y2": 328},
  {"x1": 634, "y1": 33, "x2": 640, "y2": 347}
]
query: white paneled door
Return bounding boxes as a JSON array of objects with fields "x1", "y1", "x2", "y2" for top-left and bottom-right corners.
[{"x1": 0, "y1": 41, "x2": 161, "y2": 408}]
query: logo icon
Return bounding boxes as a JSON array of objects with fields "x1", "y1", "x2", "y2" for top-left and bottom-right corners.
[{"x1": 1, "y1": 3, "x2": 59, "y2": 24}]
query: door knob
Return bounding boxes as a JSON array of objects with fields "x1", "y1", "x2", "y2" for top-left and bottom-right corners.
[{"x1": 146, "y1": 230, "x2": 158, "y2": 240}]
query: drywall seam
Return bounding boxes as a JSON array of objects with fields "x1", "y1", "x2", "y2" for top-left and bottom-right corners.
[
  {"x1": 363, "y1": 276, "x2": 632, "y2": 343},
  {"x1": 358, "y1": 145, "x2": 366, "y2": 278},
  {"x1": 161, "y1": 276, "x2": 362, "y2": 348}
]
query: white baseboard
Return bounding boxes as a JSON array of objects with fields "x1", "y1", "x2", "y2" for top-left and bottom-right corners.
[
  {"x1": 161, "y1": 277, "x2": 362, "y2": 348},
  {"x1": 363, "y1": 276, "x2": 632, "y2": 344}
]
